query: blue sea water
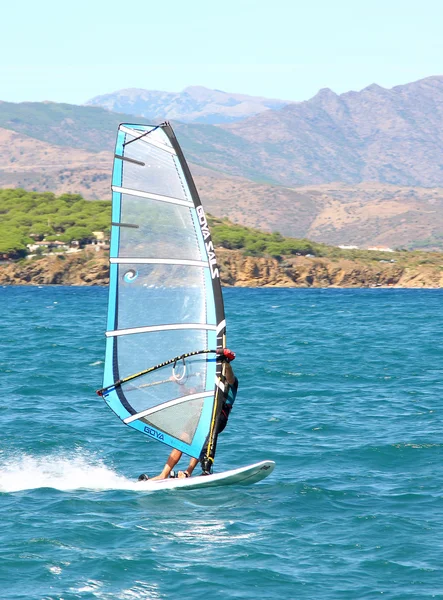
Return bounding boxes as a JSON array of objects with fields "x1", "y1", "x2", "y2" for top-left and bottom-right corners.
[{"x1": 1, "y1": 286, "x2": 442, "y2": 600}]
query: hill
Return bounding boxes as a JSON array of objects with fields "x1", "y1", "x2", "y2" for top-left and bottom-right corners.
[
  {"x1": 0, "y1": 128, "x2": 111, "y2": 197},
  {"x1": 0, "y1": 101, "x2": 141, "y2": 152},
  {"x1": 194, "y1": 176, "x2": 443, "y2": 250},
  {"x1": 3, "y1": 132, "x2": 443, "y2": 249}
]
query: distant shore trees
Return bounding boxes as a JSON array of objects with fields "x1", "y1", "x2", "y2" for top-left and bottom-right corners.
[{"x1": 0, "y1": 188, "x2": 110, "y2": 256}]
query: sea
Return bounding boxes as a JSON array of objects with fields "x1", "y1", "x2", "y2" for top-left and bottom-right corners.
[{"x1": 1, "y1": 286, "x2": 442, "y2": 600}]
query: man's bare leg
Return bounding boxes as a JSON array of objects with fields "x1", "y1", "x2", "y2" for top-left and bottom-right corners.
[
  {"x1": 151, "y1": 448, "x2": 183, "y2": 480},
  {"x1": 178, "y1": 457, "x2": 199, "y2": 478}
]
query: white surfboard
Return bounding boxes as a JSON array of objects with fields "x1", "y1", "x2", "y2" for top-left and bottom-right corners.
[{"x1": 136, "y1": 460, "x2": 275, "y2": 491}]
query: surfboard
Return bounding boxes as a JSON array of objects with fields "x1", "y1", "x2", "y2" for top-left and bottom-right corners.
[{"x1": 136, "y1": 460, "x2": 275, "y2": 491}]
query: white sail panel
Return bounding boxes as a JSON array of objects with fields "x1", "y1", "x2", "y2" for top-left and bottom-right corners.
[
  {"x1": 117, "y1": 130, "x2": 190, "y2": 202},
  {"x1": 114, "y1": 194, "x2": 202, "y2": 260},
  {"x1": 113, "y1": 262, "x2": 212, "y2": 330}
]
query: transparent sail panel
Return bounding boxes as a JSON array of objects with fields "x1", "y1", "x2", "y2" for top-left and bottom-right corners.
[
  {"x1": 116, "y1": 263, "x2": 209, "y2": 330},
  {"x1": 122, "y1": 137, "x2": 190, "y2": 202},
  {"x1": 118, "y1": 194, "x2": 202, "y2": 260},
  {"x1": 122, "y1": 125, "x2": 174, "y2": 151},
  {"x1": 145, "y1": 127, "x2": 174, "y2": 150},
  {"x1": 142, "y1": 397, "x2": 205, "y2": 442},
  {"x1": 115, "y1": 328, "x2": 209, "y2": 405},
  {"x1": 120, "y1": 353, "x2": 210, "y2": 414}
]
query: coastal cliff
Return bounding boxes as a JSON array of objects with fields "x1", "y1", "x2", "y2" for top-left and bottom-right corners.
[{"x1": 1, "y1": 249, "x2": 442, "y2": 288}]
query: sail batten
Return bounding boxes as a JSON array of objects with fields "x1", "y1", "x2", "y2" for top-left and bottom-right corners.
[
  {"x1": 101, "y1": 122, "x2": 226, "y2": 459},
  {"x1": 106, "y1": 323, "x2": 218, "y2": 337},
  {"x1": 111, "y1": 185, "x2": 193, "y2": 206},
  {"x1": 114, "y1": 154, "x2": 145, "y2": 166},
  {"x1": 110, "y1": 257, "x2": 209, "y2": 267}
]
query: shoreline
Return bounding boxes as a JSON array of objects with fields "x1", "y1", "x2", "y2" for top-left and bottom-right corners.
[{"x1": 1, "y1": 249, "x2": 442, "y2": 288}]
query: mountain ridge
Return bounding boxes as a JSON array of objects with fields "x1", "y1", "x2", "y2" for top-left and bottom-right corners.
[
  {"x1": 223, "y1": 75, "x2": 443, "y2": 187},
  {"x1": 2, "y1": 76, "x2": 443, "y2": 187},
  {"x1": 86, "y1": 85, "x2": 290, "y2": 125}
]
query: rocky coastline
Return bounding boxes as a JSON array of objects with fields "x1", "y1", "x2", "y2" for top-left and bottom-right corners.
[{"x1": 1, "y1": 249, "x2": 442, "y2": 288}]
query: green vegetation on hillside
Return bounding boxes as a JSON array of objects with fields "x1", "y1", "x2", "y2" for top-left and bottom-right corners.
[
  {"x1": 0, "y1": 188, "x2": 110, "y2": 256},
  {"x1": 206, "y1": 216, "x2": 443, "y2": 268},
  {"x1": 0, "y1": 189, "x2": 325, "y2": 259},
  {"x1": 208, "y1": 217, "x2": 325, "y2": 257},
  {"x1": 1, "y1": 189, "x2": 441, "y2": 269}
]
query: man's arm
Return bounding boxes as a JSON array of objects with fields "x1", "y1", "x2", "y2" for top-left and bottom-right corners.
[
  {"x1": 216, "y1": 348, "x2": 236, "y2": 385},
  {"x1": 225, "y1": 362, "x2": 235, "y2": 385}
]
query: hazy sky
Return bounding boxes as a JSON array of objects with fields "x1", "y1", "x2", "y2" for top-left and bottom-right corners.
[{"x1": 2, "y1": 0, "x2": 442, "y2": 104}]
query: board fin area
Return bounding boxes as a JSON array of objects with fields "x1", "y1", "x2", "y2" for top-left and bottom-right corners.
[{"x1": 135, "y1": 460, "x2": 275, "y2": 491}]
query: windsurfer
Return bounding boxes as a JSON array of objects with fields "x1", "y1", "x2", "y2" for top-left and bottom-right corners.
[{"x1": 139, "y1": 348, "x2": 237, "y2": 481}]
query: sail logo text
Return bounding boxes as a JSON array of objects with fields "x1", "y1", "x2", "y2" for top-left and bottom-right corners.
[
  {"x1": 196, "y1": 206, "x2": 219, "y2": 279},
  {"x1": 144, "y1": 426, "x2": 164, "y2": 441}
]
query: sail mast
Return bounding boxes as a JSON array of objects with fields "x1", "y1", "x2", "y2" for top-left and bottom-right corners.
[{"x1": 162, "y1": 123, "x2": 227, "y2": 472}]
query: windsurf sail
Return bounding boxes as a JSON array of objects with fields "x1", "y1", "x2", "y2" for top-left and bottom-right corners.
[{"x1": 98, "y1": 122, "x2": 226, "y2": 465}]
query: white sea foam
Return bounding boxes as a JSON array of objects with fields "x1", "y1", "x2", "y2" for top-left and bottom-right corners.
[
  {"x1": 69, "y1": 580, "x2": 162, "y2": 599},
  {"x1": 156, "y1": 518, "x2": 256, "y2": 544},
  {"x1": 0, "y1": 451, "x2": 140, "y2": 493},
  {"x1": 48, "y1": 565, "x2": 63, "y2": 575}
]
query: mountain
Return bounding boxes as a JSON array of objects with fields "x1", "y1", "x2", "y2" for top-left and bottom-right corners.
[
  {"x1": 85, "y1": 86, "x2": 290, "y2": 124},
  {"x1": 0, "y1": 100, "x2": 286, "y2": 183},
  {"x1": 82, "y1": 76, "x2": 443, "y2": 188},
  {"x1": 3, "y1": 76, "x2": 443, "y2": 188},
  {"x1": 222, "y1": 76, "x2": 443, "y2": 187}
]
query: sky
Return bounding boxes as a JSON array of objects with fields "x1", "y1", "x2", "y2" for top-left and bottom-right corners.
[{"x1": 2, "y1": 0, "x2": 443, "y2": 105}]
